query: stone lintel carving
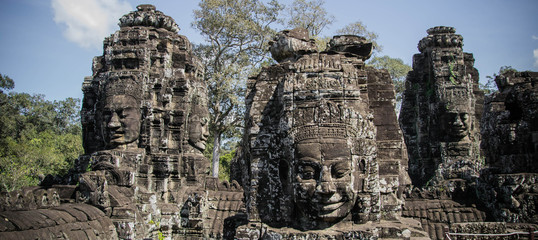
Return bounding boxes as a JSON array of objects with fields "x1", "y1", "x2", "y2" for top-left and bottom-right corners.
[
  {"x1": 269, "y1": 28, "x2": 317, "y2": 62},
  {"x1": 329, "y1": 35, "x2": 373, "y2": 60}
]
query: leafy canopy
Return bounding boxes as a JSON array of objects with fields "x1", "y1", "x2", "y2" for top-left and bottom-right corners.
[
  {"x1": 0, "y1": 75, "x2": 82, "y2": 191},
  {"x1": 284, "y1": 0, "x2": 334, "y2": 37}
]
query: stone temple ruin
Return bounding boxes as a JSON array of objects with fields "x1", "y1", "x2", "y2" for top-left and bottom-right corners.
[
  {"x1": 0, "y1": 4, "x2": 537, "y2": 240},
  {"x1": 231, "y1": 28, "x2": 425, "y2": 238},
  {"x1": 77, "y1": 3, "x2": 213, "y2": 238}
]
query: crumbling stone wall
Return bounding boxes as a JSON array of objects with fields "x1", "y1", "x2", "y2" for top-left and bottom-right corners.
[
  {"x1": 479, "y1": 71, "x2": 538, "y2": 223},
  {"x1": 233, "y1": 29, "x2": 425, "y2": 238},
  {"x1": 399, "y1": 26, "x2": 484, "y2": 190}
]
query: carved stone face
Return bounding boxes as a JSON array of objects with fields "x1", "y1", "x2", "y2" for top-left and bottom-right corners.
[
  {"x1": 293, "y1": 138, "x2": 358, "y2": 223},
  {"x1": 441, "y1": 112, "x2": 470, "y2": 140},
  {"x1": 102, "y1": 95, "x2": 141, "y2": 149},
  {"x1": 188, "y1": 114, "x2": 209, "y2": 151}
]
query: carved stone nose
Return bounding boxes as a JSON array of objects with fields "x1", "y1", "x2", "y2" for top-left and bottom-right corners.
[
  {"x1": 317, "y1": 167, "x2": 336, "y2": 193},
  {"x1": 319, "y1": 166, "x2": 332, "y2": 181},
  {"x1": 316, "y1": 181, "x2": 336, "y2": 194},
  {"x1": 108, "y1": 112, "x2": 121, "y2": 128},
  {"x1": 202, "y1": 125, "x2": 210, "y2": 138},
  {"x1": 454, "y1": 116, "x2": 463, "y2": 125}
]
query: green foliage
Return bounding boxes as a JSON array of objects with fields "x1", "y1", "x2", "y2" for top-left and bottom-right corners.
[
  {"x1": 218, "y1": 149, "x2": 235, "y2": 182},
  {"x1": 446, "y1": 55, "x2": 458, "y2": 85},
  {"x1": 313, "y1": 35, "x2": 331, "y2": 52},
  {"x1": 369, "y1": 56, "x2": 411, "y2": 82},
  {"x1": 203, "y1": 134, "x2": 238, "y2": 181},
  {"x1": 157, "y1": 230, "x2": 165, "y2": 240},
  {"x1": 448, "y1": 62, "x2": 457, "y2": 85},
  {"x1": 336, "y1": 21, "x2": 382, "y2": 54},
  {"x1": 193, "y1": 0, "x2": 282, "y2": 177},
  {"x1": 283, "y1": 0, "x2": 334, "y2": 37},
  {"x1": 0, "y1": 74, "x2": 83, "y2": 192},
  {"x1": 0, "y1": 74, "x2": 14, "y2": 92}
]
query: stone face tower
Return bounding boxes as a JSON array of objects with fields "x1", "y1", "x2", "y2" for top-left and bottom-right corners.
[
  {"x1": 399, "y1": 27, "x2": 484, "y2": 189},
  {"x1": 233, "y1": 29, "x2": 425, "y2": 238},
  {"x1": 78, "y1": 5, "x2": 210, "y2": 239},
  {"x1": 399, "y1": 26, "x2": 484, "y2": 190}
]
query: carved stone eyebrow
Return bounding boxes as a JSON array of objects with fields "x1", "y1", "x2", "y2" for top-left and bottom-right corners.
[{"x1": 298, "y1": 159, "x2": 320, "y2": 166}]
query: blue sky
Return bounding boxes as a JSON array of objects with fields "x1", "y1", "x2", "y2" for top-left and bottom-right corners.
[{"x1": 1, "y1": 0, "x2": 537, "y2": 101}]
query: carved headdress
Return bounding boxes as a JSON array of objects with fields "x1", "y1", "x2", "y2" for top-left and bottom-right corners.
[
  {"x1": 102, "y1": 72, "x2": 143, "y2": 100},
  {"x1": 290, "y1": 101, "x2": 361, "y2": 142}
]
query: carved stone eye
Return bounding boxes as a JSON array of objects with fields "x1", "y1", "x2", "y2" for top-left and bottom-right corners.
[
  {"x1": 331, "y1": 162, "x2": 350, "y2": 178},
  {"x1": 299, "y1": 165, "x2": 316, "y2": 180},
  {"x1": 119, "y1": 110, "x2": 127, "y2": 118}
]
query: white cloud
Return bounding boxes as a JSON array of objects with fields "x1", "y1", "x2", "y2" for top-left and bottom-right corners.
[
  {"x1": 533, "y1": 35, "x2": 538, "y2": 40},
  {"x1": 534, "y1": 49, "x2": 538, "y2": 68},
  {"x1": 52, "y1": 0, "x2": 132, "y2": 49}
]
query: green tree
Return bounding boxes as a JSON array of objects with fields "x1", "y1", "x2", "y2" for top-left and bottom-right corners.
[
  {"x1": 192, "y1": 0, "x2": 282, "y2": 178},
  {"x1": 336, "y1": 21, "x2": 382, "y2": 54},
  {"x1": 369, "y1": 56, "x2": 412, "y2": 114},
  {"x1": 218, "y1": 148, "x2": 236, "y2": 182},
  {"x1": 0, "y1": 74, "x2": 14, "y2": 92},
  {"x1": 284, "y1": 0, "x2": 334, "y2": 37},
  {"x1": 0, "y1": 74, "x2": 83, "y2": 191},
  {"x1": 283, "y1": 0, "x2": 334, "y2": 50}
]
